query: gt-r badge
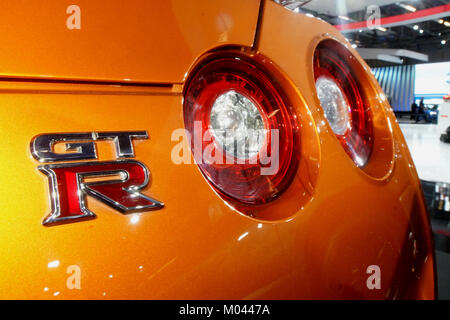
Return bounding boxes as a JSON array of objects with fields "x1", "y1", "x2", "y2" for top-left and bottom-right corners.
[{"x1": 30, "y1": 131, "x2": 164, "y2": 226}]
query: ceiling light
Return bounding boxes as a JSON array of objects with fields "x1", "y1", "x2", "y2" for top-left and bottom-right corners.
[
  {"x1": 377, "y1": 27, "x2": 387, "y2": 32},
  {"x1": 396, "y1": 3, "x2": 416, "y2": 12},
  {"x1": 438, "y1": 19, "x2": 444, "y2": 24},
  {"x1": 273, "y1": 0, "x2": 313, "y2": 12},
  {"x1": 419, "y1": 29, "x2": 424, "y2": 34},
  {"x1": 445, "y1": 21, "x2": 450, "y2": 27},
  {"x1": 404, "y1": 5, "x2": 417, "y2": 12},
  {"x1": 442, "y1": 40, "x2": 447, "y2": 45},
  {"x1": 413, "y1": 25, "x2": 419, "y2": 30},
  {"x1": 338, "y1": 15, "x2": 351, "y2": 21}
]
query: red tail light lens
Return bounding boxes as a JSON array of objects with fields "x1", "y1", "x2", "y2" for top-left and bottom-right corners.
[
  {"x1": 183, "y1": 54, "x2": 300, "y2": 205},
  {"x1": 314, "y1": 40, "x2": 373, "y2": 167}
]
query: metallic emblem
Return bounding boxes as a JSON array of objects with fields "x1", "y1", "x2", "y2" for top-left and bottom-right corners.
[
  {"x1": 31, "y1": 132, "x2": 98, "y2": 162},
  {"x1": 30, "y1": 131, "x2": 164, "y2": 226}
]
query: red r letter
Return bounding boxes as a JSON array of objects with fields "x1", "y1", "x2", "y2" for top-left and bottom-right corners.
[{"x1": 38, "y1": 160, "x2": 164, "y2": 226}]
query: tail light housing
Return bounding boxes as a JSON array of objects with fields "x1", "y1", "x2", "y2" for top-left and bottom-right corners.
[
  {"x1": 183, "y1": 53, "x2": 300, "y2": 205},
  {"x1": 314, "y1": 40, "x2": 374, "y2": 167}
]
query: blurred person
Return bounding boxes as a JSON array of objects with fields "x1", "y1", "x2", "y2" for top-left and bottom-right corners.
[
  {"x1": 411, "y1": 101, "x2": 418, "y2": 121},
  {"x1": 416, "y1": 98, "x2": 425, "y2": 123}
]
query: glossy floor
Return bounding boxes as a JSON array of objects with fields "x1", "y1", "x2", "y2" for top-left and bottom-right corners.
[{"x1": 400, "y1": 122, "x2": 450, "y2": 183}]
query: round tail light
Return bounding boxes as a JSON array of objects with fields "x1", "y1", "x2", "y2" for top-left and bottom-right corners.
[
  {"x1": 183, "y1": 54, "x2": 300, "y2": 205},
  {"x1": 314, "y1": 40, "x2": 373, "y2": 167}
]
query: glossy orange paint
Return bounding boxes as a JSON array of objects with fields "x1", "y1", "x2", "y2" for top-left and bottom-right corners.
[
  {"x1": 0, "y1": 0, "x2": 259, "y2": 83},
  {"x1": 0, "y1": 0, "x2": 435, "y2": 299}
]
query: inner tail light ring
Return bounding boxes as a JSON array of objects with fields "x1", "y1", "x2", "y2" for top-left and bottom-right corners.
[{"x1": 183, "y1": 53, "x2": 300, "y2": 205}]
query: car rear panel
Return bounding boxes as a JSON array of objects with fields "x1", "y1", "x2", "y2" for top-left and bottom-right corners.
[
  {"x1": 0, "y1": 0, "x2": 436, "y2": 299},
  {"x1": 254, "y1": 1, "x2": 435, "y2": 299},
  {"x1": 0, "y1": 0, "x2": 260, "y2": 83},
  {"x1": 0, "y1": 80, "x2": 287, "y2": 299}
]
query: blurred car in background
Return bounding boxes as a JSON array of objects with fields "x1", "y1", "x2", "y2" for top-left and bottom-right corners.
[{"x1": 425, "y1": 105, "x2": 439, "y2": 124}]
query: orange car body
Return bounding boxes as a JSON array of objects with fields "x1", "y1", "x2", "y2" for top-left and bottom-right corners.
[{"x1": 0, "y1": 0, "x2": 435, "y2": 299}]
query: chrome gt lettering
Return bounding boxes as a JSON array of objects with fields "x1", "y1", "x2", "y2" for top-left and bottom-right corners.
[
  {"x1": 95, "y1": 131, "x2": 148, "y2": 158},
  {"x1": 30, "y1": 131, "x2": 164, "y2": 226},
  {"x1": 30, "y1": 131, "x2": 148, "y2": 162},
  {"x1": 31, "y1": 132, "x2": 97, "y2": 162}
]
